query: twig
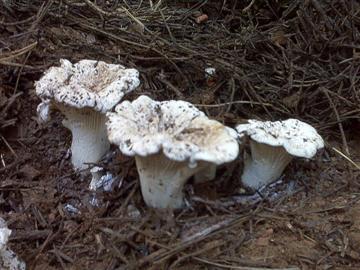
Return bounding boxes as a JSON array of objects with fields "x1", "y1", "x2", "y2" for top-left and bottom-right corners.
[
  {"x1": 13, "y1": 50, "x2": 32, "y2": 94},
  {"x1": 0, "y1": 134, "x2": 17, "y2": 158},
  {"x1": 83, "y1": 0, "x2": 111, "y2": 16},
  {"x1": 226, "y1": 77, "x2": 236, "y2": 113},
  {"x1": 157, "y1": 75, "x2": 184, "y2": 98},
  {"x1": 332, "y1": 147, "x2": 360, "y2": 170},
  {"x1": 0, "y1": 41, "x2": 37, "y2": 62},
  {"x1": 0, "y1": 158, "x2": 23, "y2": 173},
  {"x1": 193, "y1": 257, "x2": 300, "y2": 270},
  {"x1": 194, "y1": 100, "x2": 272, "y2": 107},
  {"x1": 169, "y1": 240, "x2": 225, "y2": 269},
  {"x1": 322, "y1": 87, "x2": 349, "y2": 155},
  {"x1": 138, "y1": 214, "x2": 251, "y2": 266},
  {"x1": 243, "y1": 0, "x2": 256, "y2": 12},
  {"x1": 0, "y1": 154, "x2": 5, "y2": 167},
  {"x1": 117, "y1": 182, "x2": 139, "y2": 215},
  {"x1": 51, "y1": 245, "x2": 67, "y2": 270},
  {"x1": 181, "y1": 217, "x2": 236, "y2": 242},
  {"x1": 0, "y1": 15, "x2": 36, "y2": 26}
]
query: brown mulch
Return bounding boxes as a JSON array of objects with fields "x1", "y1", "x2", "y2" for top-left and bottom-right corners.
[{"x1": 1, "y1": 1, "x2": 360, "y2": 269}]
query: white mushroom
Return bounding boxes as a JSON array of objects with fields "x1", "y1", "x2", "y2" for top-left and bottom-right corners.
[
  {"x1": 0, "y1": 218, "x2": 26, "y2": 270},
  {"x1": 106, "y1": 95, "x2": 239, "y2": 209},
  {"x1": 194, "y1": 165, "x2": 217, "y2": 183},
  {"x1": 194, "y1": 127, "x2": 238, "y2": 183},
  {"x1": 236, "y1": 119, "x2": 324, "y2": 191},
  {"x1": 0, "y1": 220, "x2": 11, "y2": 252},
  {"x1": 35, "y1": 59, "x2": 140, "y2": 170}
]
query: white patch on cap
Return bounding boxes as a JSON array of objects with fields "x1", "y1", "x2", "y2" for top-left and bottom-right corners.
[{"x1": 35, "y1": 59, "x2": 140, "y2": 113}]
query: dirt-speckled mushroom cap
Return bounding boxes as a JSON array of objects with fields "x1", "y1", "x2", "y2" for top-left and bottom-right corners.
[
  {"x1": 236, "y1": 119, "x2": 324, "y2": 158},
  {"x1": 106, "y1": 95, "x2": 239, "y2": 166},
  {"x1": 35, "y1": 59, "x2": 140, "y2": 113}
]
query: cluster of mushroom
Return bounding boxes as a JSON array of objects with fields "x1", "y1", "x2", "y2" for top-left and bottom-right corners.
[{"x1": 35, "y1": 59, "x2": 324, "y2": 209}]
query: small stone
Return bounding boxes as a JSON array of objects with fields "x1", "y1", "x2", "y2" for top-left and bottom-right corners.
[{"x1": 127, "y1": 205, "x2": 141, "y2": 219}]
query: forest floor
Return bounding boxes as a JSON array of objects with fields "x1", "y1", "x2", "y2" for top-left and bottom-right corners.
[{"x1": 1, "y1": 1, "x2": 360, "y2": 269}]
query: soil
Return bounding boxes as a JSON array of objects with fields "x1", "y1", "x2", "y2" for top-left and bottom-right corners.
[{"x1": 1, "y1": 1, "x2": 360, "y2": 270}]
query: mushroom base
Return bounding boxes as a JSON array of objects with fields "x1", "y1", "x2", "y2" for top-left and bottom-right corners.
[
  {"x1": 61, "y1": 107, "x2": 110, "y2": 170},
  {"x1": 241, "y1": 141, "x2": 293, "y2": 191},
  {"x1": 135, "y1": 154, "x2": 205, "y2": 209}
]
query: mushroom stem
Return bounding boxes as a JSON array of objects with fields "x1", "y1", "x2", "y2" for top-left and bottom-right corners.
[
  {"x1": 135, "y1": 153, "x2": 204, "y2": 209},
  {"x1": 241, "y1": 140, "x2": 293, "y2": 190},
  {"x1": 61, "y1": 107, "x2": 109, "y2": 170},
  {"x1": 194, "y1": 164, "x2": 217, "y2": 184}
]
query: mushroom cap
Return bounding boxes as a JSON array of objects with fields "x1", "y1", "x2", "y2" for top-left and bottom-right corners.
[
  {"x1": 35, "y1": 59, "x2": 140, "y2": 113},
  {"x1": 106, "y1": 95, "x2": 239, "y2": 166},
  {"x1": 236, "y1": 119, "x2": 324, "y2": 158}
]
